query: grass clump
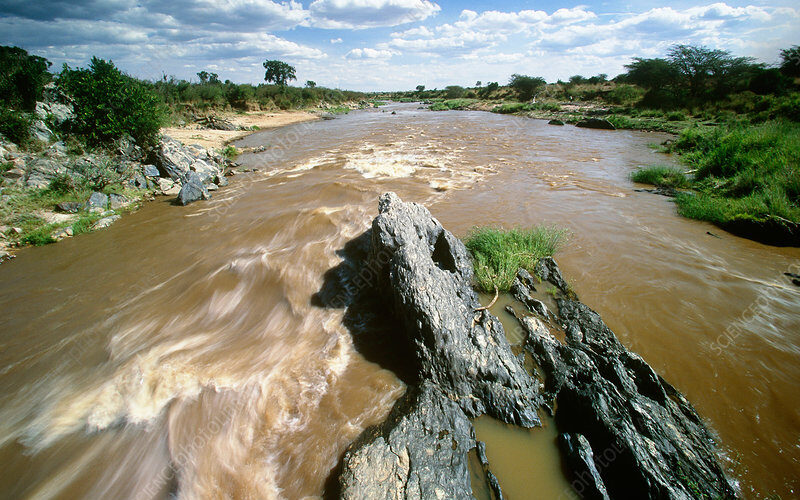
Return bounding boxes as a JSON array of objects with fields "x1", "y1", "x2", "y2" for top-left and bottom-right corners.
[
  {"x1": 668, "y1": 121, "x2": 800, "y2": 228},
  {"x1": 463, "y1": 226, "x2": 568, "y2": 292},
  {"x1": 220, "y1": 145, "x2": 239, "y2": 160},
  {"x1": 631, "y1": 165, "x2": 690, "y2": 188}
]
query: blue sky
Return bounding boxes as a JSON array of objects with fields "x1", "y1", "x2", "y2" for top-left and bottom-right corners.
[{"x1": 1, "y1": 1, "x2": 798, "y2": 91}]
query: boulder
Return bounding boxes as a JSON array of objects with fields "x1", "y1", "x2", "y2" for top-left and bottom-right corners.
[
  {"x1": 155, "y1": 136, "x2": 221, "y2": 184},
  {"x1": 55, "y1": 201, "x2": 81, "y2": 213},
  {"x1": 177, "y1": 171, "x2": 210, "y2": 206},
  {"x1": 576, "y1": 118, "x2": 616, "y2": 130},
  {"x1": 85, "y1": 191, "x2": 109, "y2": 212},
  {"x1": 115, "y1": 135, "x2": 144, "y2": 161},
  {"x1": 30, "y1": 119, "x2": 54, "y2": 143},
  {"x1": 108, "y1": 193, "x2": 129, "y2": 210},
  {"x1": 35, "y1": 100, "x2": 73, "y2": 126},
  {"x1": 92, "y1": 214, "x2": 120, "y2": 229},
  {"x1": 548, "y1": 119, "x2": 565, "y2": 126},
  {"x1": 142, "y1": 164, "x2": 160, "y2": 178},
  {"x1": 130, "y1": 173, "x2": 148, "y2": 190},
  {"x1": 25, "y1": 158, "x2": 65, "y2": 189}
]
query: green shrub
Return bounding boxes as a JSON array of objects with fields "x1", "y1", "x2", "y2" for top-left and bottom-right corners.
[
  {"x1": 493, "y1": 102, "x2": 530, "y2": 114},
  {"x1": 220, "y1": 145, "x2": 239, "y2": 160},
  {"x1": 464, "y1": 226, "x2": 568, "y2": 292},
  {"x1": 630, "y1": 165, "x2": 690, "y2": 188},
  {"x1": 0, "y1": 45, "x2": 52, "y2": 111},
  {"x1": 666, "y1": 111, "x2": 686, "y2": 121},
  {"x1": 0, "y1": 107, "x2": 32, "y2": 145},
  {"x1": 59, "y1": 57, "x2": 165, "y2": 148},
  {"x1": 607, "y1": 84, "x2": 644, "y2": 105}
]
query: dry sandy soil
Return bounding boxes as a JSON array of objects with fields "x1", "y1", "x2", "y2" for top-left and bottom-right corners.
[{"x1": 161, "y1": 111, "x2": 320, "y2": 150}]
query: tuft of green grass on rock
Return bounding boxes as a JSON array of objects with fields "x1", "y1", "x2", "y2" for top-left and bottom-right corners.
[
  {"x1": 631, "y1": 165, "x2": 691, "y2": 189},
  {"x1": 463, "y1": 226, "x2": 568, "y2": 293}
]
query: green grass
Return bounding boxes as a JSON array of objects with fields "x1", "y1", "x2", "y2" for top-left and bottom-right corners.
[
  {"x1": 667, "y1": 121, "x2": 800, "y2": 231},
  {"x1": 631, "y1": 165, "x2": 690, "y2": 189},
  {"x1": 220, "y1": 145, "x2": 239, "y2": 160},
  {"x1": 463, "y1": 226, "x2": 568, "y2": 292},
  {"x1": 429, "y1": 98, "x2": 476, "y2": 111}
]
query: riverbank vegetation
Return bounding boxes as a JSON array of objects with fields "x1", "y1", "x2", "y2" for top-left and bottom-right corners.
[
  {"x1": 464, "y1": 226, "x2": 568, "y2": 292},
  {"x1": 403, "y1": 44, "x2": 800, "y2": 244},
  {"x1": 1, "y1": 46, "x2": 369, "y2": 256}
]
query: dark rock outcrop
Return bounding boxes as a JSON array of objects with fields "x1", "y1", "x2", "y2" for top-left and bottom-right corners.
[
  {"x1": 548, "y1": 119, "x2": 565, "y2": 126},
  {"x1": 334, "y1": 193, "x2": 538, "y2": 498},
  {"x1": 367, "y1": 192, "x2": 539, "y2": 426},
  {"x1": 576, "y1": 118, "x2": 616, "y2": 130},
  {"x1": 339, "y1": 382, "x2": 475, "y2": 500},
  {"x1": 334, "y1": 193, "x2": 734, "y2": 500},
  {"x1": 514, "y1": 260, "x2": 736, "y2": 500}
]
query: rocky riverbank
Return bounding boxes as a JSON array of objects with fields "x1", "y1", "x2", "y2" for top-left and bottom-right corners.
[
  {"x1": 0, "y1": 92, "x2": 237, "y2": 262},
  {"x1": 327, "y1": 193, "x2": 736, "y2": 499}
]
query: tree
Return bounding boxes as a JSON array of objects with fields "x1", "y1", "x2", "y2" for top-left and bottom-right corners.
[
  {"x1": 624, "y1": 58, "x2": 679, "y2": 89},
  {"x1": 509, "y1": 74, "x2": 546, "y2": 101},
  {"x1": 444, "y1": 85, "x2": 465, "y2": 99},
  {"x1": 59, "y1": 57, "x2": 164, "y2": 148},
  {"x1": 305, "y1": 80, "x2": 316, "y2": 88},
  {"x1": 666, "y1": 44, "x2": 754, "y2": 98},
  {"x1": 475, "y1": 81, "x2": 482, "y2": 87},
  {"x1": 0, "y1": 45, "x2": 52, "y2": 111},
  {"x1": 415, "y1": 85, "x2": 425, "y2": 93},
  {"x1": 263, "y1": 60, "x2": 296, "y2": 86},
  {"x1": 780, "y1": 45, "x2": 800, "y2": 78}
]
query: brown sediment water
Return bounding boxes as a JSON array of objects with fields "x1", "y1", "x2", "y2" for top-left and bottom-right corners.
[{"x1": 0, "y1": 103, "x2": 798, "y2": 498}]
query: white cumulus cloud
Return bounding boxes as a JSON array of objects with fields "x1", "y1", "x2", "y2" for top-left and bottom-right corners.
[{"x1": 308, "y1": 0, "x2": 440, "y2": 29}]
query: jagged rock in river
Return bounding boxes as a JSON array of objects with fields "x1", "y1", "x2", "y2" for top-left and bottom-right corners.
[
  {"x1": 335, "y1": 192, "x2": 538, "y2": 498},
  {"x1": 514, "y1": 260, "x2": 737, "y2": 499},
  {"x1": 339, "y1": 382, "x2": 475, "y2": 500},
  {"x1": 367, "y1": 192, "x2": 540, "y2": 426},
  {"x1": 336, "y1": 193, "x2": 734, "y2": 500},
  {"x1": 177, "y1": 171, "x2": 210, "y2": 206}
]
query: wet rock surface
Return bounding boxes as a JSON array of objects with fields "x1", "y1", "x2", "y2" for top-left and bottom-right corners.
[
  {"x1": 516, "y1": 260, "x2": 737, "y2": 499},
  {"x1": 327, "y1": 193, "x2": 538, "y2": 498},
  {"x1": 332, "y1": 193, "x2": 735, "y2": 500}
]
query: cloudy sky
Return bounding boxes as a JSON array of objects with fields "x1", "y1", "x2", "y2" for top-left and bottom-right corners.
[{"x1": 1, "y1": 0, "x2": 798, "y2": 91}]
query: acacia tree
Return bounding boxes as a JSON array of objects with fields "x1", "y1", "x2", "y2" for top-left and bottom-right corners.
[
  {"x1": 263, "y1": 60, "x2": 296, "y2": 86},
  {"x1": 780, "y1": 45, "x2": 800, "y2": 78},
  {"x1": 509, "y1": 74, "x2": 546, "y2": 101}
]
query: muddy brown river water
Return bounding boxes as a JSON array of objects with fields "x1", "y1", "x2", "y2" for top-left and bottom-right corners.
[{"x1": 1, "y1": 103, "x2": 798, "y2": 499}]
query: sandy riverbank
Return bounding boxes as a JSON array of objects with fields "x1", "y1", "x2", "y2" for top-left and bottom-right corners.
[{"x1": 161, "y1": 110, "x2": 320, "y2": 150}]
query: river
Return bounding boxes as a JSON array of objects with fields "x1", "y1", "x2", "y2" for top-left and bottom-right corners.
[{"x1": 0, "y1": 103, "x2": 797, "y2": 498}]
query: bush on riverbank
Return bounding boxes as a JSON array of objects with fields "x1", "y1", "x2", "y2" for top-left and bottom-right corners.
[
  {"x1": 631, "y1": 165, "x2": 690, "y2": 188},
  {"x1": 59, "y1": 58, "x2": 165, "y2": 149},
  {"x1": 464, "y1": 226, "x2": 568, "y2": 292},
  {"x1": 631, "y1": 121, "x2": 800, "y2": 242}
]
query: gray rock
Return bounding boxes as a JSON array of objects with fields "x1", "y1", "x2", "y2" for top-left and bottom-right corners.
[
  {"x1": 368, "y1": 192, "x2": 539, "y2": 426},
  {"x1": 30, "y1": 119, "x2": 54, "y2": 143},
  {"x1": 177, "y1": 171, "x2": 210, "y2": 206},
  {"x1": 559, "y1": 433, "x2": 610, "y2": 500},
  {"x1": 576, "y1": 118, "x2": 616, "y2": 130},
  {"x1": 534, "y1": 257, "x2": 571, "y2": 294},
  {"x1": 3, "y1": 168, "x2": 25, "y2": 179},
  {"x1": 130, "y1": 173, "x2": 148, "y2": 189},
  {"x1": 51, "y1": 226, "x2": 73, "y2": 241},
  {"x1": 142, "y1": 164, "x2": 160, "y2": 177},
  {"x1": 24, "y1": 158, "x2": 65, "y2": 189},
  {"x1": 35, "y1": 100, "x2": 73, "y2": 126},
  {"x1": 92, "y1": 214, "x2": 120, "y2": 229},
  {"x1": 214, "y1": 174, "x2": 228, "y2": 186},
  {"x1": 155, "y1": 136, "x2": 222, "y2": 184},
  {"x1": 55, "y1": 201, "x2": 81, "y2": 213},
  {"x1": 339, "y1": 383, "x2": 475, "y2": 500},
  {"x1": 116, "y1": 135, "x2": 144, "y2": 161},
  {"x1": 85, "y1": 191, "x2": 108, "y2": 212},
  {"x1": 548, "y1": 119, "x2": 565, "y2": 126},
  {"x1": 108, "y1": 193, "x2": 129, "y2": 209},
  {"x1": 516, "y1": 260, "x2": 736, "y2": 500}
]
